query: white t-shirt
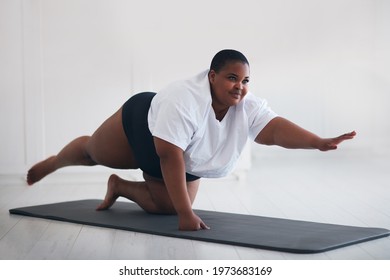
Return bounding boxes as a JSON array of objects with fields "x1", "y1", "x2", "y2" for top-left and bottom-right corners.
[{"x1": 148, "y1": 70, "x2": 277, "y2": 178}]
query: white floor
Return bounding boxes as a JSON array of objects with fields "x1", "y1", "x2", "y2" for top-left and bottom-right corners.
[{"x1": 1, "y1": 150, "x2": 389, "y2": 260}]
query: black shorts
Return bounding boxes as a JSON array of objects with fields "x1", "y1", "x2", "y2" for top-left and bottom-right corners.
[{"x1": 121, "y1": 92, "x2": 200, "y2": 182}]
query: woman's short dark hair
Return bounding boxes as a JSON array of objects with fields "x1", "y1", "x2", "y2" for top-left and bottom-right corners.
[{"x1": 210, "y1": 49, "x2": 249, "y2": 72}]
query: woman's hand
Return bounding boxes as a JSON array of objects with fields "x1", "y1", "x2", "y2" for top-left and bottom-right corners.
[
  {"x1": 316, "y1": 131, "x2": 356, "y2": 151},
  {"x1": 178, "y1": 212, "x2": 210, "y2": 231}
]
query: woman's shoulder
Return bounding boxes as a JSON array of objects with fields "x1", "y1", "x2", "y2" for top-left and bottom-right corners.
[
  {"x1": 242, "y1": 92, "x2": 265, "y2": 107},
  {"x1": 157, "y1": 70, "x2": 211, "y2": 105},
  {"x1": 239, "y1": 92, "x2": 275, "y2": 118}
]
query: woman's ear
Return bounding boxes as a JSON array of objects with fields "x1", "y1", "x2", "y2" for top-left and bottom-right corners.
[{"x1": 208, "y1": 70, "x2": 216, "y2": 83}]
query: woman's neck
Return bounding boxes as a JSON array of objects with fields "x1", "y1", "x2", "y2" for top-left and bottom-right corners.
[{"x1": 212, "y1": 102, "x2": 229, "y2": 121}]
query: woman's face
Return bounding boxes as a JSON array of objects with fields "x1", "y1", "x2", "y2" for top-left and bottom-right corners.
[{"x1": 209, "y1": 61, "x2": 250, "y2": 110}]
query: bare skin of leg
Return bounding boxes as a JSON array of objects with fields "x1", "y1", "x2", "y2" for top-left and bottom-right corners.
[
  {"x1": 26, "y1": 107, "x2": 137, "y2": 185},
  {"x1": 96, "y1": 173, "x2": 200, "y2": 214},
  {"x1": 27, "y1": 105, "x2": 200, "y2": 214}
]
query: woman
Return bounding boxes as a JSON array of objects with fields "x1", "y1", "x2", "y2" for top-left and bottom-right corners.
[{"x1": 27, "y1": 49, "x2": 356, "y2": 231}]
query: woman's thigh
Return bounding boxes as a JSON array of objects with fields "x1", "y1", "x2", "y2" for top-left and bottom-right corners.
[
  {"x1": 86, "y1": 107, "x2": 138, "y2": 169},
  {"x1": 187, "y1": 179, "x2": 200, "y2": 204}
]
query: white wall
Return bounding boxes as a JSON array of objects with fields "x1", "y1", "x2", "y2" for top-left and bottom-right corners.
[{"x1": 1, "y1": 0, "x2": 390, "y2": 176}]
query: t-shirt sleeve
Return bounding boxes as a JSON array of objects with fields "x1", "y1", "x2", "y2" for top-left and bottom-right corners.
[
  {"x1": 247, "y1": 95, "x2": 278, "y2": 140},
  {"x1": 148, "y1": 97, "x2": 196, "y2": 151}
]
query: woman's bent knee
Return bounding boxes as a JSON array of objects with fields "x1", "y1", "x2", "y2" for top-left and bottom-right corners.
[{"x1": 143, "y1": 173, "x2": 177, "y2": 214}]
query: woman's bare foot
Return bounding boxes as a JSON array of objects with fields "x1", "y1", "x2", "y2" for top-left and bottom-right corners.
[
  {"x1": 96, "y1": 174, "x2": 120, "y2": 210},
  {"x1": 27, "y1": 156, "x2": 57, "y2": 185}
]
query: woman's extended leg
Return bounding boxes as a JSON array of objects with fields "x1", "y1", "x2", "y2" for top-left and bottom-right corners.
[
  {"x1": 96, "y1": 173, "x2": 200, "y2": 214},
  {"x1": 27, "y1": 107, "x2": 138, "y2": 185}
]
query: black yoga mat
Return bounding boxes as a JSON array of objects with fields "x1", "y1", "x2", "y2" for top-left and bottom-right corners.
[{"x1": 9, "y1": 199, "x2": 390, "y2": 254}]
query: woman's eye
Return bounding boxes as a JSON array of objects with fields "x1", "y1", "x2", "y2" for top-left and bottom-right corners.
[{"x1": 227, "y1": 76, "x2": 249, "y2": 84}]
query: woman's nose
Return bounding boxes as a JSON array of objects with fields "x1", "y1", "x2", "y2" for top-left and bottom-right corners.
[{"x1": 235, "y1": 82, "x2": 244, "y2": 90}]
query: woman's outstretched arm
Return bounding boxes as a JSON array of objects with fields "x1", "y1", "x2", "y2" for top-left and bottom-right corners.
[{"x1": 255, "y1": 117, "x2": 356, "y2": 151}]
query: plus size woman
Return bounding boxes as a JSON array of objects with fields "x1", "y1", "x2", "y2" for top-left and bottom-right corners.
[{"x1": 27, "y1": 49, "x2": 356, "y2": 231}]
